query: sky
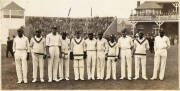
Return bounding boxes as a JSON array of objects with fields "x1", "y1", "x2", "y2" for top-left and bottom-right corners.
[{"x1": 0, "y1": 0, "x2": 176, "y2": 18}]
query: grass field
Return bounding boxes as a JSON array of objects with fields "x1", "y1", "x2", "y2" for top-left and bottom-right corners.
[{"x1": 1, "y1": 44, "x2": 179, "y2": 90}]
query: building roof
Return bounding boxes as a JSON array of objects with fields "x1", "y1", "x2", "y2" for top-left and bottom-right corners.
[
  {"x1": 136, "y1": 1, "x2": 163, "y2": 9},
  {"x1": 1, "y1": 1, "x2": 24, "y2": 10}
]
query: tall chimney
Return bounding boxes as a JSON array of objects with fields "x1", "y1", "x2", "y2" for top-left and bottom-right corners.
[{"x1": 137, "y1": 1, "x2": 140, "y2": 7}]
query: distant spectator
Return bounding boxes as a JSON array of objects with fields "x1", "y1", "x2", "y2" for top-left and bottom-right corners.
[
  {"x1": 147, "y1": 34, "x2": 154, "y2": 53},
  {"x1": 174, "y1": 35, "x2": 178, "y2": 45},
  {"x1": 25, "y1": 16, "x2": 114, "y2": 38},
  {"x1": 170, "y1": 35, "x2": 175, "y2": 46},
  {"x1": 6, "y1": 36, "x2": 14, "y2": 58}
]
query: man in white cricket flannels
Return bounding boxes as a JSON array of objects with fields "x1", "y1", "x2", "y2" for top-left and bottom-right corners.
[
  {"x1": 70, "y1": 31, "x2": 86, "y2": 80},
  {"x1": 105, "y1": 35, "x2": 119, "y2": 80},
  {"x1": 96, "y1": 32, "x2": 108, "y2": 80},
  {"x1": 59, "y1": 32, "x2": 70, "y2": 81},
  {"x1": 13, "y1": 27, "x2": 30, "y2": 84},
  {"x1": 84, "y1": 33, "x2": 97, "y2": 80},
  {"x1": 151, "y1": 29, "x2": 170, "y2": 80},
  {"x1": 118, "y1": 29, "x2": 134, "y2": 80},
  {"x1": 46, "y1": 26, "x2": 62, "y2": 82},
  {"x1": 133, "y1": 31, "x2": 149, "y2": 80},
  {"x1": 30, "y1": 29, "x2": 46, "y2": 83}
]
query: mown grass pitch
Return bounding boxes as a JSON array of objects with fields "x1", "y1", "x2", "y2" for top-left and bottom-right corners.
[{"x1": 1, "y1": 44, "x2": 179, "y2": 90}]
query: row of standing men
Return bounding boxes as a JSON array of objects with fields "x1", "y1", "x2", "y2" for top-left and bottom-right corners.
[{"x1": 13, "y1": 26, "x2": 170, "y2": 84}]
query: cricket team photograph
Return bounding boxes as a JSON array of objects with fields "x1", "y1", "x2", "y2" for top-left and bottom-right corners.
[
  {"x1": 0, "y1": 0, "x2": 179, "y2": 90},
  {"x1": 12, "y1": 26, "x2": 170, "y2": 83}
]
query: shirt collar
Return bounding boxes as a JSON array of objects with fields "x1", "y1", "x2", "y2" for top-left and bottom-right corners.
[
  {"x1": 88, "y1": 38, "x2": 94, "y2": 41},
  {"x1": 122, "y1": 36, "x2": 127, "y2": 38},
  {"x1": 159, "y1": 36, "x2": 165, "y2": 38},
  {"x1": 35, "y1": 36, "x2": 42, "y2": 39},
  {"x1": 62, "y1": 38, "x2": 68, "y2": 41},
  {"x1": 109, "y1": 41, "x2": 116, "y2": 44},
  {"x1": 17, "y1": 35, "x2": 25, "y2": 39}
]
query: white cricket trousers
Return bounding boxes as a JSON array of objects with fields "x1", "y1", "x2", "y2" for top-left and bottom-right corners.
[
  {"x1": 86, "y1": 51, "x2": 96, "y2": 79},
  {"x1": 59, "y1": 57, "x2": 69, "y2": 79},
  {"x1": 97, "y1": 51, "x2": 105, "y2": 79},
  {"x1": 120, "y1": 49, "x2": 132, "y2": 78},
  {"x1": 106, "y1": 58, "x2": 116, "y2": 79},
  {"x1": 48, "y1": 46, "x2": 59, "y2": 80},
  {"x1": 32, "y1": 53, "x2": 44, "y2": 79},
  {"x1": 152, "y1": 49, "x2": 167, "y2": 79},
  {"x1": 73, "y1": 59, "x2": 84, "y2": 80},
  {"x1": 134, "y1": 55, "x2": 147, "y2": 78},
  {"x1": 14, "y1": 50, "x2": 28, "y2": 82}
]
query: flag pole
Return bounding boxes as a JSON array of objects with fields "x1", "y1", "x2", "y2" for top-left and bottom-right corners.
[
  {"x1": 91, "y1": 7, "x2": 92, "y2": 17},
  {"x1": 67, "y1": 8, "x2": 71, "y2": 34},
  {"x1": 89, "y1": 7, "x2": 92, "y2": 34}
]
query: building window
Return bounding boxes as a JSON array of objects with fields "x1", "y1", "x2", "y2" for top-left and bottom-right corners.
[
  {"x1": 152, "y1": 25, "x2": 159, "y2": 35},
  {"x1": 3, "y1": 10, "x2": 24, "y2": 18},
  {"x1": 146, "y1": 9, "x2": 153, "y2": 16},
  {"x1": 140, "y1": 9, "x2": 146, "y2": 16}
]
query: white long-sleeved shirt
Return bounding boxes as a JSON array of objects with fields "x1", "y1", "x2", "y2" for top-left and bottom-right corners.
[
  {"x1": 154, "y1": 36, "x2": 170, "y2": 51},
  {"x1": 107, "y1": 41, "x2": 119, "y2": 58},
  {"x1": 30, "y1": 36, "x2": 46, "y2": 54},
  {"x1": 84, "y1": 38, "x2": 97, "y2": 51},
  {"x1": 134, "y1": 37, "x2": 149, "y2": 55},
  {"x1": 118, "y1": 36, "x2": 133, "y2": 49},
  {"x1": 61, "y1": 38, "x2": 70, "y2": 54},
  {"x1": 13, "y1": 35, "x2": 30, "y2": 52},
  {"x1": 71, "y1": 37, "x2": 85, "y2": 59},
  {"x1": 46, "y1": 33, "x2": 61, "y2": 47},
  {"x1": 97, "y1": 38, "x2": 108, "y2": 53}
]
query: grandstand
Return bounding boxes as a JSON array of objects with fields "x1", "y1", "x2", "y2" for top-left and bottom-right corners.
[
  {"x1": 25, "y1": 16, "x2": 115, "y2": 39},
  {"x1": 1, "y1": 1, "x2": 119, "y2": 43}
]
